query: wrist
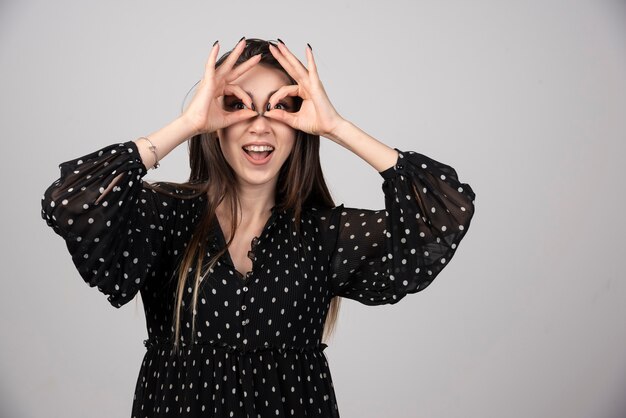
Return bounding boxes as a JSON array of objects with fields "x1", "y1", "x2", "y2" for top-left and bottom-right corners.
[
  {"x1": 177, "y1": 114, "x2": 203, "y2": 138},
  {"x1": 324, "y1": 118, "x2": 352, "y2": 144}
]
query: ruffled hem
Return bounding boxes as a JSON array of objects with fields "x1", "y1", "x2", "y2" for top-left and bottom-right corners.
[{"x1": 143, "y1": 336, "x2": 328, "y2": 354}]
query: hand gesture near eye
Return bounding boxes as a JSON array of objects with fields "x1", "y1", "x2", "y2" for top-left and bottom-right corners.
[
  {"x1": 264, "y1": 42, "x2": 346, "y2": 138},
  {"x1": 182, "y1": 38, "x2": 260, "y2": 136}
]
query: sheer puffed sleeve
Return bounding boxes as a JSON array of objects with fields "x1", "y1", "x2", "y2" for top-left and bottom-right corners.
[
  {"x1": 328, "y1": 148, "x2": 476, "y2": 305},
  {"x1": 41, "y1": 141, "x2": 174, "y2": 308}
]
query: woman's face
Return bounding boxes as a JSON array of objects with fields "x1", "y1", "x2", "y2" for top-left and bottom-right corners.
[{"x1": 216, "y1": 64, "x2": 297, "y2": 189}]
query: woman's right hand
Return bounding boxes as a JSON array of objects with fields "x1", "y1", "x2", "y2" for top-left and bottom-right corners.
[{"x1": 182, "y1": 38, "x2": 261, "y2": 136}]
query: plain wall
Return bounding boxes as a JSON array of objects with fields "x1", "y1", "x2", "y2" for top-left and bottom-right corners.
[{"x1": 1, "y1": 0, "x2": 625, "y2": 417}]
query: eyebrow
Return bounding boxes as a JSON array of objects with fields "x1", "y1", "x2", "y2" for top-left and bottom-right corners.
[{"x1": 245, "y1": 90, "x2": 292, "y2": 100}]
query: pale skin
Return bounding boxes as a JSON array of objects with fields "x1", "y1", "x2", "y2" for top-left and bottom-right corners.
[{"x1": 128, "y1": 38, "x2": 399, "y2": 276}]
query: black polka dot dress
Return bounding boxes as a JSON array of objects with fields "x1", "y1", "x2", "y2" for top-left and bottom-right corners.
[{"x1": 41, "y1": 140, "x2": 476, "y2": 417}]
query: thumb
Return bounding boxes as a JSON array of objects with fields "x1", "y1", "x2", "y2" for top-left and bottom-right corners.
[
  {"x1": 264, "y1": 109, "x2": 297, "y2": 129},
  {"x1": 223, "y1": 109, "x2": 258, "y2": 126}
]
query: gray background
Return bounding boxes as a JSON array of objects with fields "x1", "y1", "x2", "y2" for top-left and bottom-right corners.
[{"x1": 1, "y1": 0, "x2": 625, "y2": 417}]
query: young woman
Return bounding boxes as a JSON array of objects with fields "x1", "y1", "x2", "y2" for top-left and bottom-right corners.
[{"x1": 41, "y1": 37, "x2": 476, "y2": 417}]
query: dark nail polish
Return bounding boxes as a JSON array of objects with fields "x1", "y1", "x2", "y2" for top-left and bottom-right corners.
[
  {"x1": 277, "y1": 38, "x2": 285, "y2": 45},
  {"x1": 213, "y1": 40, "x2": 219, "y2": 46},
  {"x1": 266, "y1": 103, "x2": 271, "y2": 112},
  {"x1": 307, "y1": 43, "x2": 312, "y2": 51},
  {"x1": 268, "y1": 41, "x2": 278, "y2": 48},
  {"x1": 239, "y1": 36, "x2": 246, "y2": 43}
]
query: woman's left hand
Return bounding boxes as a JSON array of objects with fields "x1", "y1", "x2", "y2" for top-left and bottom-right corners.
[{"x1": 264, "y1": 42, "x2": 345, "y2": 137}]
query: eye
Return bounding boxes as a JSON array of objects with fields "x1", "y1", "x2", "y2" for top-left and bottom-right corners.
[
  {"x1": 273, "y1": 102, "x2": 290, "y2": 111},
  {"x1": 224, "y1": 96, "x2": 254, "y2": 112},
  {"x1": 233, "y1": 101, "x2": 247, "y2": 110}
]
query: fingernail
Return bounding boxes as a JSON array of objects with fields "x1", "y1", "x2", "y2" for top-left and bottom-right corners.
[
  {"x1": 213, "y1": 40, "x2": 219, "y2": 46},
  {"x1": 307, "y1": 43, "x2": 313, "y2": 51},
  {"x1": 239, "y1": 36, "x2": 246, "y2": 43},
  {"x1": 268, "y1": 41, "x2": 278, "y2": 48},
  {"x1": 277, "y1": 38, "x2": 285, "y2": 45},
  {"x1": 266, "y1": 103, "x2": 271, "y2": 112}
]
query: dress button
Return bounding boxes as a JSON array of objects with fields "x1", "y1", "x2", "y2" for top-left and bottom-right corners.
[
  {"x1": 243, "y1": 286, "x2": 248, "y2": 292},
  {"x1": 241, "y1": 305, "x2": 247, "y2": 311},
  {"x1": 396, "y1": 163, "x2": 404, "y2": 170},
  {"x1": 242, "y1": 319, "x2": 249, "y2": 326}
]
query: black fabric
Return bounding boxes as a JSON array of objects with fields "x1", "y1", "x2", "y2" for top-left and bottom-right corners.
[{"x1": 41, "y1": 140, "x2": 476, "y2": 417}]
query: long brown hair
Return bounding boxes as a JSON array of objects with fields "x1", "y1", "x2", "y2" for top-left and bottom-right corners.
[{"x1": 153, "y1": 38, "x2": 342, "y2": 355}]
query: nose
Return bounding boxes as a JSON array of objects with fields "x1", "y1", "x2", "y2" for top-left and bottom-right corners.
[{"x1": 249, "y1": 110, "x2": 271, "y2": 135}]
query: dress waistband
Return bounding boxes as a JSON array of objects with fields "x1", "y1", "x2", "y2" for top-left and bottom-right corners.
[{"x1": 143, "y1": 336, "x2": 328, "y2": 354}]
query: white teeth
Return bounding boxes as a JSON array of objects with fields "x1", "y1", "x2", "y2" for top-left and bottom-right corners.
[{"x1": 243, "y1": 145, "x2": 274, "y2": 152}]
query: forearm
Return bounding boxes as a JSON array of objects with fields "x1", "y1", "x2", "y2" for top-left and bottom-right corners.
[
  {"x1": 94, "y1": 116, "x2": 197, "y2": 203},
  {"x1": 134, "y1": 116, "x2": 198, "y2": 169},
  {"x1": 324, "y1": 119, "x2": 399, "y2": 173}
]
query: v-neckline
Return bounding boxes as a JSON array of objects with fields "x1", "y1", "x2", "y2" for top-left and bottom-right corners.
[{"x1": 214, "y1": 206, "x2": 278, "y2": 282}]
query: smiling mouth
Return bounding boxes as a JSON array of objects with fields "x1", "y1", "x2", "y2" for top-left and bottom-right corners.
[{"x1": 242, "y1": 145, "x2": 275, "y2": 161}]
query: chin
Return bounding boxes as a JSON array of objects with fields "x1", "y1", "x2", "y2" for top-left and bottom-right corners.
[{"x1": 238, "y1": 170, "x2": 279, "y2": 186}]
